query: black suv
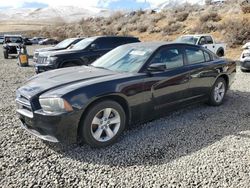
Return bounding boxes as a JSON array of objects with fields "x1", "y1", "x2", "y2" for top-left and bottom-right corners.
[
  {"x1": 33, "y1": 37, "x2": 84, "y2": 63},
  {"x1": 3, "y1": 35, "x2": 24, "y2": 59},
  {"x1": 35, "y1": 36, "x2": 140, "y2": 73}
]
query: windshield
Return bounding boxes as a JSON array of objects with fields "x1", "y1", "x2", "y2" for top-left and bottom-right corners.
[
  {"x1": 92, "y1": 45, "x2": 155, "y2": 73},
  {"x1": 72, "y1": 38, "x2": 95, "y2": 50},
  {"x1": 5, "y1": 37, "x2": 22, "y2": 43},
  {"x1": 55, "y1": 38, "x2": 76, "y2": 48},
  {"x1": 176, "y1": 36, "x2": 198, "y2": 45}
]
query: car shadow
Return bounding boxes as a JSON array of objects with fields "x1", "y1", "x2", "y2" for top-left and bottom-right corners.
[{"x1": 46, "y1": 90, "x2": 250, "y2": 167}]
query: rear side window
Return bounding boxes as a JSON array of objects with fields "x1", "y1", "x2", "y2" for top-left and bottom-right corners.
[
  {"x1": 205, "y1": 36, "x2": 213, "y2": 44},
  {"x1": 185, "y1": 47, "x2": 205, "y2": 64},
  {"x1": 204, "y1": 51, "x2": 211, "y2": 62},
  {"x1": 95, "y1": 38, "x2": 115, "y2": 49}
]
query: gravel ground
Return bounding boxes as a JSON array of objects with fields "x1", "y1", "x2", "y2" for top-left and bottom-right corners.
[{"x1": 0, "y1": 45, "x2": 250, "y2": 188}]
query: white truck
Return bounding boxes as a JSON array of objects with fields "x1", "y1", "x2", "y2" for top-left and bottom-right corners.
[
  {"x1": 176, "y1": 35, "x2": 226, "y2": 57},
  {"x1": 240, "y1": 42, "x2": 250, "y2": 71}
]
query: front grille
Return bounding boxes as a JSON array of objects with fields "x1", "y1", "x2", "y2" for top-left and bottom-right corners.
[
  {"x1": 37, "y1": 56, "x2": 47, "y2": 64},
  {"x1": 34, "y1": 52, "x2": 39, "y2": 59}
]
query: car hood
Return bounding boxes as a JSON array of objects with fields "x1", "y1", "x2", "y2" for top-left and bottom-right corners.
[
  {"x1": 39, "y1": 48, "x2": 83, "y2": 57},
  {"x1": 35, "y1": 47, "x2": 64, "y2": 53},
  {"x1": 18, "y1": 66, "x2": 116, "y2": 99}
]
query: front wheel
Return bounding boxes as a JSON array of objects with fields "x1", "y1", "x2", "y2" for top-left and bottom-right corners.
[
  {"x1": 208, "y1": 78, "x2": 227, "y2": 106},
  {"x1": 80, "y1": 100, "x2": 126, "y2": 148},
  {"x1": 3, "y1": 50, "x2": 8, "y2": 59}
]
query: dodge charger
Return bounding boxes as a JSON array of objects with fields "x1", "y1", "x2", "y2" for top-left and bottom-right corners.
[{"x1": 16, "y1": 42, "x2": 236, "y2": 147}]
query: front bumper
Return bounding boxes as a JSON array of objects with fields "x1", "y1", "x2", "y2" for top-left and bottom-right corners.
[
  {"x1": 17, "y1": 109, "x2": 81, "y2": 143},
  {"x1": 240, "y1": 61, "x2": 250, "y2": 70}
]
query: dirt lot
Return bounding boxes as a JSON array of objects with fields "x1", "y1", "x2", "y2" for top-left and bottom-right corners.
[{"x1": 0, "y1": 45, "x2": 250, "y2": 187}]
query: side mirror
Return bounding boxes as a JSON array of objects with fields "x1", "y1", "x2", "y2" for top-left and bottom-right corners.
[
  {"x1": 90, "y1": 43, "x2": 97, "y2": 50},
  {"x1": 147, "y1": 63, "x2": 166, "y2": 72}
]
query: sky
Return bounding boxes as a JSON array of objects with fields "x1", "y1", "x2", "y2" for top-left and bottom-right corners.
[{"x1": 0, "y1": 0, "x2": 173, "y2": 9}]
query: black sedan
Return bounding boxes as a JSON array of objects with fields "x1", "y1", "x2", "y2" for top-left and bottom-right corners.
[{"x1": 16, "y1": 42, "x2": 236, "y2": 147}]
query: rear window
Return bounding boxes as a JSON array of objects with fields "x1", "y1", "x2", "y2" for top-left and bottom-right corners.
[{"x1": 186, "y1": 47, "x2": 205, "y2": 64}]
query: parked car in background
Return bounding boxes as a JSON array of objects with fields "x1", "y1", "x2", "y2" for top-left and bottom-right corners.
[
  {"x1": 38, "y1": 38, "x2": 59, "y2": 45},
  {"x1": 23, "y1": 37, "x2": 33, "y2": 45},
  {"x1": 35, "y1": 36, "x2": 140, "y2": 73},
  {"x1": 16, "y1": 42, "x2": 236, "y2": 147},
  {"x1": 3, "y1": 35, "x2": 24, "y2": 59},
  {"x1": 176, "y1": 35, "x2": 226, "y2": 57},
  {"x1": 0, "y1": 35, "x2": 4, "y2": 44},
  {"x1": 33, "y1": 37, "x2": 84, "y2": 63},
  {"x1": 240, "y1": 42, "x2": 250, "y2": 72},
  {"x1": 30, "y1": 37, "x2": 45, "y2": 44}
]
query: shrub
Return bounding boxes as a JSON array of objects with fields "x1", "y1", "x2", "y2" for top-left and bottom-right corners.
[
  {"x1": 162, "y1": 22, "x2": 184, "y2": 35},
  {"x1": 241, "y1": 3, "x2": 250, "y2": 13},
  {"x1": 176, "y1": 12, "x2": 189, "y2": 22},
  {"x1": 199, "y1": 12, "x2": 221, "y2": 22},
  {"x1": 137, "y1": 24, "x2": 148, "y2": 33},
  {"x1": 220, "y1": 18, "x2": 250, "y2": 47}
]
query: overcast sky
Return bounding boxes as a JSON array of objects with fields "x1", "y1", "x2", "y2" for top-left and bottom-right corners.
[
  {"x1": 0, "y1": 0, "x2": 207, "y2": 10},
  {"x1": 0, "y1": 0, "x2": 172, "y2": 9}
]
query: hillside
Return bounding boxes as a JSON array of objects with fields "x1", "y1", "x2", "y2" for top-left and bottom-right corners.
[
  {"x1": 0, "y1": 6, "x2": 112, "y2": 23},
  {"x1": 25, "y1": 2, "x2": 249, "y2": 60}
]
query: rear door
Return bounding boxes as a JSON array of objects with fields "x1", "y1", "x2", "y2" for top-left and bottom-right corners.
[{"x1": 184, "y1": 46, "x2": 218, "y2": 100}]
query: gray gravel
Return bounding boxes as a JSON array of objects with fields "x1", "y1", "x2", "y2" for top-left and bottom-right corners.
[{"x1": 0, "y1": 45, "x2": 250, "y2": 188}]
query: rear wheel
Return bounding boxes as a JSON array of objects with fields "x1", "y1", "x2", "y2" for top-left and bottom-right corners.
[
  {"x1": 79, "y1": 100, "x2": 126, "y2": 148},
  {"x1": 216, "y1": 49, "x2": 224, "y2": 57},
  {"x1": 208, "y1": 78, "x2": 227, "y2": 106},
  {"x1": 3, "y1": 50, "x2": 8, "y2": 59}
]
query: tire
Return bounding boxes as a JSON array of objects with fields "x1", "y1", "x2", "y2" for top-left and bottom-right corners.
[
  {"x1": 3, "y1": 50, "x2": 8, "y2": 59},
  {"x1": 79, "y1": 100, "x2": 126, "y2": 148},
  {"x1": 216, "y1": 49, "x2": 224, "y2": 57},
  {"x1": 241, "y1": 68, "x2": 249, "y2": 73},
  {"x1": 208, "y1": 78, "x2": 227, "y2": 106}
]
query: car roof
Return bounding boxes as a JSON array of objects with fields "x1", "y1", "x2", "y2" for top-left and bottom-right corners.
[
  {"x1": 122, "y1": 41, "x2": 202, "y2": 49},
  {"x1": 88, "y1": 35, "x2": 139, "y2": 40},
  {"x1": 180, "y1": 34, "x2": 211, "y2": 38},
  {"x1": 4, "y1": 35, "x2": 22, "y2": 37}
]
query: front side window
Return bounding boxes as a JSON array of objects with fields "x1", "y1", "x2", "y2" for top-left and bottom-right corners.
[
  {"x1": 149, "y1": 47, "x2": 184, "y2": 69},
  {"x1": 204, "y1": 51, "x2": 211, "y2": 62},
  {"x1": 186, "y1": 48, "x2": 205, "y2": 64},
  {"x1": 205, "y1": 36, "x2": 213, "y2": 44}
]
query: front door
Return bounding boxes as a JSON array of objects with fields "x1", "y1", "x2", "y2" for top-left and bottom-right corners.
[{"x1": 142, "y1": 46, "x2": 190, "y2": 116}]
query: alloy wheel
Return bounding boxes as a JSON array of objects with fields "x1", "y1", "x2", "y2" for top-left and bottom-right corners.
[
  {"x1": 214, "y1": 81, "x2": 225, "y2": 103},
  {"x1": 91, "y1": 108, "x2": 121, "y2": 142}
]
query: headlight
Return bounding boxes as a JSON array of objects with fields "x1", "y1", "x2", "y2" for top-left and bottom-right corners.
[
  {"x1": 46, "y1": 56, "x2": 58, "y2": 64},
  {"x1": 39, "y1": 98, "x2": 73, "y2": 113}
]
